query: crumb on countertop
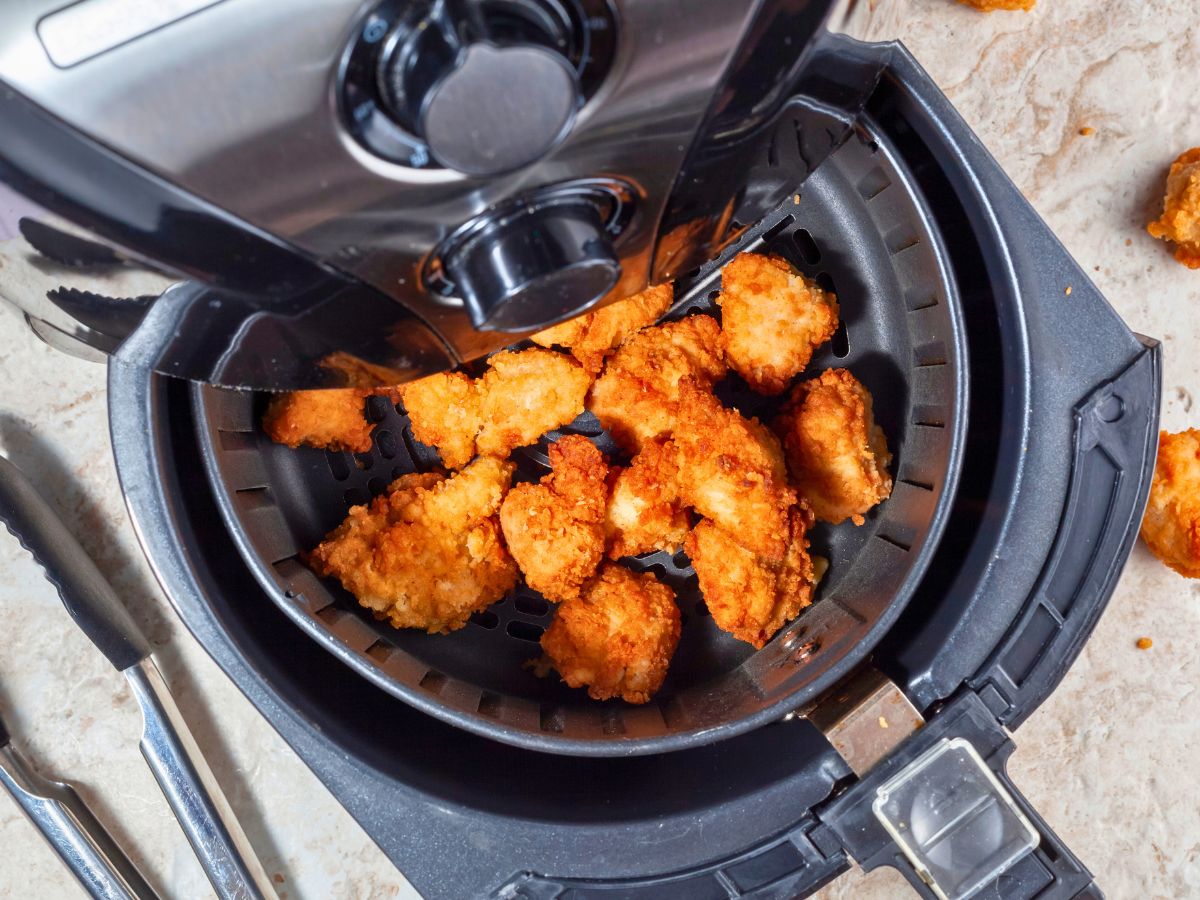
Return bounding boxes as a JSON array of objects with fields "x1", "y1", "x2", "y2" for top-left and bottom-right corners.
[
  {"x1": 1137, "y1": 637, "x2": 1153, "y2": 650},
  {"x1": 1079, "y1": 126, "x2": 1095, "y2": 136}
]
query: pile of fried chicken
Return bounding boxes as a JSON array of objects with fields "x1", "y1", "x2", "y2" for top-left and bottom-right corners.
[{"x1": 264, "y1": 253, "x2": 893, "y2": 704}]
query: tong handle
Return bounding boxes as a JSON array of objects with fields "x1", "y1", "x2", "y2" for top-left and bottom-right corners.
[{"x1": 0, "y1": 455, "x2": 149, "y2": 670}]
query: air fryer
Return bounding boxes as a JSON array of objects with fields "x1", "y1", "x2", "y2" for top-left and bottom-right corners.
[{"x1": 0, "y1": 1, "x2": 1160, "y2": 898}]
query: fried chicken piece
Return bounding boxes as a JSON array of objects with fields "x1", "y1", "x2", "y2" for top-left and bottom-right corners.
[
  {"x1": 538, "y1": 562, "x2": 681, "y2": 703},
  {"x1": 532, "y1": 284, "x2": 675, "y2": 373},
  {"x1": 956, "y1": 0, "x2": 1035, "y2": 10},
  {"x1": 686, "y1": 505, "x2": 816, "y2": 649},
  {"x1": 588, "y1": 315, "x2": 726, "y2": 452},
  {"x1": 1140, "y1": 429, "x2": 1200, "y2": 578},
  {"x1": 263, "y1": 388, "x2": 380, "y2": 453},
  {"x1": 1148, "y1": 148, "x2": 1200, "y2": 269},
  {"x1": 671, "y1": 383, "x2": 796, "y2": 563},
  {"x1": 398, "y1": 349, "x2": 590, "y2": 468},
  {"x1": 500, "y1": 436, "x2": 609, "y2": 602},
  {"x1": 605, "y1": 438, "x2": 690, "y2": 559},
  {"x1": 307, "y1": 457, "x2": 517, "y2": 633},
  {"x1": 476, "y1": 349, "x2": 592, "y2": 458},
  {"x1": 397, "y1": 371, "x2": 482, "y2": 469},
  {"x1": 773, "y1": 368, "x2": 892, "y2": 526},
  {"x1": 716, "y1": 253, "x2": 839, "y2": 396}
]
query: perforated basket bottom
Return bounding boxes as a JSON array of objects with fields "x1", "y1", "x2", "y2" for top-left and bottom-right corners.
[{"x1": 197, "y1": 120, "x2": 966, "y2": 754}]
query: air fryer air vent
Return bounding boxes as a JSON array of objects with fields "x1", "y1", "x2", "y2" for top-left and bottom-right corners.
[{"x1": 196, "y1": 122, "x2": 966, "y2": 755}]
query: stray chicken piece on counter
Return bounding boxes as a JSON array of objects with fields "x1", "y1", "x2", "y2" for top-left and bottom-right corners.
[
  {"x1": 398, "y1": 347, "x2": 592, "y2": 468},
  {"x1": 1147, "y1": 148, "x2": 1200, "y2": 269},
  {"x1": 716, "y1": 252, "x2": 839, "y2": 396},
  {"x1": 773, "y1": 368, "x2": 892, "y2": 526},
  {"x1": 671, "y1": 382, "x2": 796, "y2": 563},
  {"x1": 537, "y1": 562, "x2": 681, "y2": 703},
  {"x1": 1136, "y1": 637, "x2": 1154, "y2": 650},
  {"x1": 686, "y1": 504, "x2": 817, "y2": 649},
  {"x1": 306, "y1": 457, "x2": 517, "y2": 633},
  {"x1": 588, "y1": 315, "x2": 727, "y2": 452},
  {"x1": 532, "y1": 283, "x2": 675, "y2": 373},
  {"x1": 956, "y1": 0, "x2": 1035, "y2": 10},
  {"x1": 263, "y1": 386, "x2": 398, "y2": 454},
  {"x1": 604, "y1": 438, "x2": 690, "y2": 559},
  {"x1": 500, "y1": 436, "x2": 609, "y2": 602},
  {"x1": 1140, "y1": 428, "x2": 1200, "y2": 577}
]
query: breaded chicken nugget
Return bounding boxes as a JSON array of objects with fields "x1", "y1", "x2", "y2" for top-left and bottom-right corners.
[
  {"x1": 588, "y1": 315, "x2": 726, "y2": 452},
  {"x1": 686, "y1": 504, "x2": 816, "y2": 648},
  {"x1": 532, "y1": 284, "x2": 675, "y2": 373},
  {"x1": 477, "y1": 349, "x2": 593, "y2": 458},
  {"x1": 263, "y1": 388, "x2": 379, "y2": 453},
  {"x1": 307, "y1": 457, "x2": 517, "y2": 633},
  {"x1": 671, "y1": 383, "x2": 796, "y2": 562},
  {"x1": 1140, "y1": 429, "x2": 1200, "y2": 577},
  {"x1": 605, "y1": 438, "x2": 690, "y2": 559},
  {"x1": 500, "y1": 436, "x2": 609, "y2": 602},
  {"x1": 398, "y1": 349, "x2": 590, "y2": 468},
  {"x1": 717, "y1": 253, "x2": 838, "y2": 395},
  {"x1": 773, "y1": 368, "x2": 892, "y2": 526},
  {"x1": 538, "y1": 562, "x2": 681, "y2": 703},
  {"x1": 1148, "y1": 148, "x2": 1200, "y2": 269},
  {"x1": 956, "y1": 0, "x2": 1034, "y2": 10},
  {"x1": 397, "y1": 371, "x2": 482, "y2": 469}
]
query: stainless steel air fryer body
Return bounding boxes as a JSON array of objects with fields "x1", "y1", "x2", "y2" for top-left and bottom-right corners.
[{"x1": 0, "y1": 0, "x2": 885, "y2": 389}]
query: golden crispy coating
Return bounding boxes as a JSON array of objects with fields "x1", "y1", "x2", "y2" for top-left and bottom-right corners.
[
  {"x1": 500, "y1": 436, "x2": 609, "y2": 602},
  {"x1": 671, "y1": 383, "x2": 796, "y2": 562},
  {"x1": 477, "y1": 349, "x2": 593, "y2": 458},
  {"x1": 1148, "y1": 148, "x2": 1200, "y2": 269},
  {"x1": 263, "y1": 388, "x2": 378, "y2": 453},
  {"x1": 532, "y1": 284, "x2": 675, "y2": 373},
  {"x1": 398, "y1": 371, "x2": 482, "y2": 469},
  {"x1": 307, "y1": 457, "x2": 517, "y2": 633},
  {"x1": 956, "y1": 0, "x2": 1034, "y2": 9},
  {"x1": 686, "y1": 505, "x2": 816, "y2": 648},
  {"x1": 605, "y1": 438, "x2": 690, "y2": 559},
  {"x1": 1140, "y1": 429, "x2": 1200, "y2": 578},
  {"x1": 773, "y1": 368, "x2": 892, "y2": 526},
  {"x1": 717, "y1": 253, "x2": 839, "y2": 395},
  {"x1": 587, "y1": 315, "x2": 726, "y2": 452},
  {"x1": 398, "y1": 349, "x2": 590, "y2": 468},
  {"x1": 538, "y1": 562, "x2": 680, "y2": 703}
]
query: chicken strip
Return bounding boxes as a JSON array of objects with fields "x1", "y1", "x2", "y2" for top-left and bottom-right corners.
[
  {"x1": 476, "y1": 349, "x2": 593, "y2": 458},
  {"x1": 397, "y1": 371, "x2": 482, "y2": 469},
  {"x1": 532, "y1": 284, "x2": 675, "y2": 373},
  {"x1": 588, "y1": 315, "x2": 726, "y2": 453},
  {"x1": 717, "y1": 252, "x2": 839, "y2": 395},
  {"x1": 1147, "y1": 148, "x2": 1200, "y2": 269},
  {"x1": 671, "y1": 383, "x2": 796, "y2": 563},
  {"x1": 263, "y1": 388, "x2": 380, "y2": 453},
  {"x1": 773, "y1": 368, "x2": 892, "y2": 526},
  {"x1": 398, "y1": 349, "x2": 590, "y2": 468},
  {"x1": 1140, "y1": 429, "x2": 1200, "y2": 578},
  {"x1": 306, "y1": 457, "x2": 517, "y2": 633},
  {"x1": 500, "y1": 436, "x2": 609, "y2": 602},
  {"x1": 605, "y1": 438, "x2": 690, "y2": 559},
  {"x1": 686, "y1": 504, "x2": 816, "y2": 649},
  {"x1": 538, "y1": 562, "x2": 681, "y2": 703}
]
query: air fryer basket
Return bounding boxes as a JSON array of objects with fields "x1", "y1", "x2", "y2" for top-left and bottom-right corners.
[{"x1": 195, "y1": 116, "x2": 967, "y2": 756}]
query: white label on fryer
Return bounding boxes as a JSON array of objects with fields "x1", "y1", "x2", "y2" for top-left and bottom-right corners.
[{"x1": 37, "y1": 0, "x2": 228, "y2": 68}]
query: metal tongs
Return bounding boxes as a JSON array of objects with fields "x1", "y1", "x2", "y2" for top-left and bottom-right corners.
[{"x1": 0, "y1": 454, "x2": 274, "y2": 899}]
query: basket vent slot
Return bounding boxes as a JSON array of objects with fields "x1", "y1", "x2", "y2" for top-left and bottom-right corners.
[{"x1": 506, "y1": 620, "x2": 544, "y2": 643}]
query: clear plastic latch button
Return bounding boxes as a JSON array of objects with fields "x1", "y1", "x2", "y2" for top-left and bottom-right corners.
[{"x1": 872, "y1": 737, "x2": 1040, "y2": 900}]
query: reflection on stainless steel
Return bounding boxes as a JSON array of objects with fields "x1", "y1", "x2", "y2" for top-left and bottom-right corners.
[
  {"x1": 126, "y1": 658, "x2": 275, "y2": 900},
  {"x1": 0, "y1": 740, "x2": 161, "y2": 900}
]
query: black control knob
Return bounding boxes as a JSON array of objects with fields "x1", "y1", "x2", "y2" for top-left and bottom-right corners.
[
  {"x1": 443, "y1": 199, "x2": 620, "y2": 332},
  {"x1": 377, "y1": 0, "x2": 580, "y2": 175}
]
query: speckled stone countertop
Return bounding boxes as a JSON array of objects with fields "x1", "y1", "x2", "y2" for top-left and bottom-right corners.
[{"x1": 1, "y1": 1, "x2": 1197, "y2": 897}]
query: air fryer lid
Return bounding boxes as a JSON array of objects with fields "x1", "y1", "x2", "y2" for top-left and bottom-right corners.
[{"x1": 196, "y1": 116, "x2": 967, "y2": 756}]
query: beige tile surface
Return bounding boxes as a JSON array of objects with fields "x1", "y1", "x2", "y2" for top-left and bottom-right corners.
[{"x1": 0, "y1": 1, "x2": 1197, "y2": 897}]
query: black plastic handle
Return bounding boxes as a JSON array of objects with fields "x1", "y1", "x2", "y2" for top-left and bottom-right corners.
[{"x1": 0, "y1": 455, "x2": 150, "y2": 670}]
